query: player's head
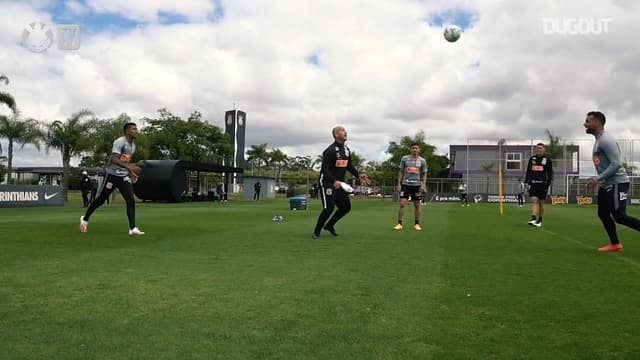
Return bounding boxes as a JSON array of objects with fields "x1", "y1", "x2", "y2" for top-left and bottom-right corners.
[
  {"x1": 332, "y1": 126, "x2": 347, "y2": 143},
  {"x1": 585, "y1": 111, "x2": 606, "y2": 135},
  {"x1": 535, "y1": 143, "x2": 545, "y2": 156},
  {"x1": 410, "y1": 143, "x2": 420, "y2": 156},
  {"x1": 82, "y1": 170, "x2": 87, "y2": 176},
  {"x1": 124, "y1": 122, "x2": 138, "y2": 138}
]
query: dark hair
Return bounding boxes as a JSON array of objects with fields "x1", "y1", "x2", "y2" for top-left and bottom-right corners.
[
  {"x1": 123, "y1": 122, "x2": 137, "y2": 134},
  {"x1": 410, "y1": 142, "x2": 420, "y2": 148},
  {"x1": 536, "y1": 142, "x2": 544, "y2": 147},
  {"x1": 587, "y1": 111, "x2": 606, "y2": 125}
]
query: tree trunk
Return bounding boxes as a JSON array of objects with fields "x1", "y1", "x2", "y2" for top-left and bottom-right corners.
[
  {"x1": 7, "y1": 139, "x2": 13, "y2": 184},
  {"x1": 62, "y1": 151, "x2": 71, "y2": 201}
]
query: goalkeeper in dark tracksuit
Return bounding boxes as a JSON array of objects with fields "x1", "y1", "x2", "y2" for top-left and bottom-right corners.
[
  {"x1": 312, "y1": 126, "x2": 370, "y2": 239},
  {"x1": 525, "y1": 143, "x2": 553, "y2": 227}
]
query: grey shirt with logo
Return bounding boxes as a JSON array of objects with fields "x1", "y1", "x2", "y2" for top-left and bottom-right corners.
[
  {"x1": 399, "y1": 155, "x2": 427, "y2": 186},
  {"x1": 105, "y1": 136, "x2": 136, "y2": 177},
  {"x1": 593, "y1": 131, "x2": 629, "y2": 187}
]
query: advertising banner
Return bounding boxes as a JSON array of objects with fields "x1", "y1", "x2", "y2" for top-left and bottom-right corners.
[{"x1": 0, "y1": 185, "x2": 64, "y2": 207}]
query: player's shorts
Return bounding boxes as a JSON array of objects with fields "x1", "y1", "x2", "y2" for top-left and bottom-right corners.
[
  {"x1": 528, "y1": 183, "x2": 549, "y2": 199},
  {"x1": 400, "y1": 185, "x2": 422, "y2": 201}
]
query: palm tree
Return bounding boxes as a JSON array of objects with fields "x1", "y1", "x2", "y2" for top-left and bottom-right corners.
[
  {"x1": 312, "y1": 154, "x2": 323, "y2": 171},
  {"x1": 0, "y1": 74, "x2": 17, "y2": 114},
  {"x1": 268, "y1": 148, "x2": 288, "y2": 183},
  {"x1": 0, "y1": 113, "x2": 42, "y2": 184},
  {"x1": 85, "y1": 114, "x2": 132, "y2": 167},
  {"x1": 246, "y1": 143, "x2": 269, "y2": 176},
  {"x1": 0, "y1": 155, "x2": 7, "y2": 183},
  {"x1": 544, "y1": 129, "x2": 564, "y2": 159},
  {"x1": 42, "y1": 109, "x2": 94, "y2": 200},
  {"x1": 481, "y1": 161, "x2": 497, "y2": 195}
]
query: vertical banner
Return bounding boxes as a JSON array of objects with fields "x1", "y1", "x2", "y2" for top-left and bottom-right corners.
[
  {"x1": 235, "y1": 111, "x2": 246, "y2": 169},
  {"x1": 224, "y1": 110, "x2": 237, "y2": 168}
]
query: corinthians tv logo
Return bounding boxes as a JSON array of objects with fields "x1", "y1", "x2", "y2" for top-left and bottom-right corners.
[{"x1": 22, "y1": 21, "x2": 81, "y2": 53}]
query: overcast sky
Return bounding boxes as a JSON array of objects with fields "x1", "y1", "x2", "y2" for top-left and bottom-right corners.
[{"x1": 1, "y1": 0, "x2": 640, "y2": 170}]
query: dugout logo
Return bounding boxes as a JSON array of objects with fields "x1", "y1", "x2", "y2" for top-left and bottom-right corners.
[{"x1": 542, "y1": 17, "x2": 612, "y2": 35}]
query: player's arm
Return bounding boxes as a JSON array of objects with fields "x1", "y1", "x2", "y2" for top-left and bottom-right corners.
[
  {"x1": 320, "y1": 148, "x2": 336, "y2": 186},
  {"x1": 109, "y1": 153, "x2": 133, "y2": 170},
  {"x1": 346, "y1": 158, "x2": 359, "y2": 179},
  {"x1": 396, "y1": 158, "x2": 404, "y2": 191},
  {"x1": 596, "y1": 139, "x2": 624, "y2": 181},
  {"x1": 524, "y1": 157, "x2": 533, "y2": 185},
  {"x1": 420, "y1": 160, "x2": 427, "y2": 192},
  {"x1": 346, "y1": 151, "x2": 370, "y2": 185}
]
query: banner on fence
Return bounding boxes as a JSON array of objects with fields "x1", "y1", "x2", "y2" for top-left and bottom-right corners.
[{"x1": 0, "y1": 185, "x2": 64, "y2": 207}]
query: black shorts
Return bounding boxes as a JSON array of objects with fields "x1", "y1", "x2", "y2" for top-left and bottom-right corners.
[
  {"x1": 400, "y1": 185, "x2": 422, "y2": 201},
  {"x1": 528, "y1": 184, "x2": 549, "y2": 199}
]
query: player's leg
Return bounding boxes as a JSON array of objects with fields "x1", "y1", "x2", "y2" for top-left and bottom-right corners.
[
  {"x1": 528, "y1": 190, "x2": 539, "y2": 225},
  {"x1": 535, "y1": 187, "x2": 548, "y2": 227},
  {"x1": 395, "y1": 186, "x2": 409, "y2": 229},
  {"x1": 80, "y1": 175, "x2": 118, "y2": 233},
  {"x1": 610, "y1": 183, "x2": 640, "y2": 231},
  {"x1": 82, "y1": 190, "x2": 89, "y2": 207},
  {"x1": 313, "y1": 184, "x2": 336, "y2": 238},
  {"x1": 413, "y1": 188, "x2": 423, "y2": 230},
  {"x1": 324, "y1": 189, "x2": 351, "y2": 235},
  {"x1": 117, "y1": 177, "x2": 142, "y2": 234},
  {"x1": 597, "y1": 185, "x2": 622, "y2": 251}
]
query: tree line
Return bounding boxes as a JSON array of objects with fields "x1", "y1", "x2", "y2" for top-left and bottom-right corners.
[{"x1": 1, "y1": 73, "x2": 450, "y2": 200}]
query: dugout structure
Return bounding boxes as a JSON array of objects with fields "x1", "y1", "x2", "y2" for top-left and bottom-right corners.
[{"x1": 133, "y1": 160, "x2": 243, "y2": 202}]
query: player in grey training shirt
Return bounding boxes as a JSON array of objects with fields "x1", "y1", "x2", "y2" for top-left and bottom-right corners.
[
  {"x1": 393, "y1": 143, "x2": 428, "y2": 231},
  {"x1": 584, "y1": 111, "x2": 640, "y2": 252},
  {"x1": 80, "y1": 122, "x2": 145, "y2": 236}
]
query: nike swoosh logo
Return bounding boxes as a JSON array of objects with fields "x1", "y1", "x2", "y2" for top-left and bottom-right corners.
[{"x1": 44, "y1": 192, "x2": 59, "y2": 200}]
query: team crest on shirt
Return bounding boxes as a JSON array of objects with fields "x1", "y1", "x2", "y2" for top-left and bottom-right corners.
[
  {"x1": 105, "y1": 182, "x2": 113, "y2": 189},
  {"x1": 541, "y1": 158, "x2": 547, "y2": 165},
  {"x1": 620, "y1": 192, "x2": 628, "y2": 201},
  {"x1": 326, "y1": 188, "x2": 333, "y2": 195},
  {"x1": 335, "y1": 146, "x2": 340, "y2": 152}
]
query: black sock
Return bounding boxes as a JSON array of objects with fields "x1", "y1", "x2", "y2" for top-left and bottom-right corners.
[
  {"x1": 538, "y1": 217, "x2": 543, "y2": 223},
  {"x1": 531, "y1": 215, "x2": 536, "y2": 221},
  {"x1": 415, "y1": 220, "x2": 419, "y2": 225},
  {"x1": 398, "y1": 220, "x2": 403, "y2": 225}
]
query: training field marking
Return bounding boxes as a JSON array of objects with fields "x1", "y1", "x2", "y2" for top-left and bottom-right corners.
[{"x1": 540, "y1": 227, "x2": 640, "y2": 270}]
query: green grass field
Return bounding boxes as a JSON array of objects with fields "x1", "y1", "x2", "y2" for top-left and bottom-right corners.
[{"x1": 2, "y1": 194, "x2": 640, "y2": 359}]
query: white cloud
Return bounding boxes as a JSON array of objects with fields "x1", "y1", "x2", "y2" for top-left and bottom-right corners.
[{"x1": 1, "y1": 0, "x2": 640, "y2": 169}]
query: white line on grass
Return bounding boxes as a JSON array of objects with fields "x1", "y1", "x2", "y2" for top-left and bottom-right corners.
[{"x1": 540, "y1": 227, "x2": 640, "y2": 270}]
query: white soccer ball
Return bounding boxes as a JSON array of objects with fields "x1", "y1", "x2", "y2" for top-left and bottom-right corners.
[{"x1": 443, "y1": 24, "x2": 462, "y2": 43}]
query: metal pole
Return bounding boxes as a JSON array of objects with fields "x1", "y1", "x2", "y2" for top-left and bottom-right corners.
[{"x1": 466, "y1": 138, "x2": 470, "y2": 192}]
